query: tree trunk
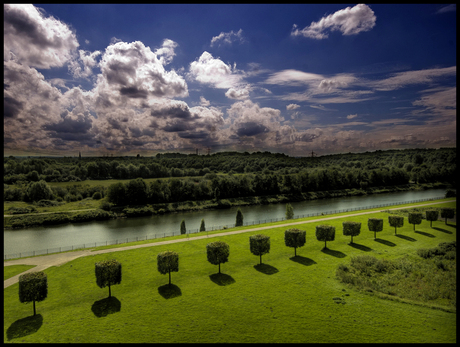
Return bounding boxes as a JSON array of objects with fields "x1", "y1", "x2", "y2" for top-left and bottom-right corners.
[
  {"x1": 260, "y1": 254, "x2": 262, "y2": 265},
  {"x1": 351, "y1": 235, "x2": 353, "y2": 244},
  {"x1": 294, "y1": 247, "x2": 297, "y2": 257},
  {"x1": 218, "y1": 263, "x2": 221, "y2": 274},
  {"x1": 324, "y1": 240, "x2": 327, "y2": 249},
  {"x1": 169, "y1": 271, "x2": 171, "y2": 285},
  {"x1": 395, "y1": 227, "x2": 397, "y2": 235},
  {"x1": 33, "y1": 300, "x2": 36, "y2": 316},
  {"x1": 108, "y1": 284, "x2": 111, "y2": 298}
]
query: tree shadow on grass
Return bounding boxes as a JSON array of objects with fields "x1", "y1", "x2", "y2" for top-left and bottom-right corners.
[
  {"x1": 395, "y1": 234, "x2": 417, "y2": 242},
  {"x1": 415, "y1": 230, "x2": 435, "y2": 238},
  {"x1": 433, "y1": 227, "x2": 453, "y2": 234},
  {"x1": 374, "y1": 238, "x2": 396, "y2": 247},
  {"x1": 348, "y1": 242, "x2": 372, "y2": 252},
  {"x1": 289, "y1": 255, "x2": 317, "y2": 266},
  {"x1": 7, "y1": 314, "x2": 43, "y2": 341},
  {"x1": 158, "y1": 284, "x2": 182, "y2": 299},
  {"x1": 92, "y1": 297, "x2": 121, "y2": 317},
  {"x1": 209, "y1": 273, "x2": 235, "y2": 286},
  {"x1": 254, "y1": 263, "x2": 279, "y2": 274},
  {"x1": 321, "y1": 248, "x2": 347, "y2": 258}
]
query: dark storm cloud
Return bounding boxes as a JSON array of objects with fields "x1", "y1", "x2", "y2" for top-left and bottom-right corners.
[
  {"x1": 44, "y1": 113, "x2": 92, "y2": 135},
  {"x1": 3, "y1": 96, "x2": 23, "y2": 118},
  {"x1": 120, "y1": 87, "x2": 148, "y2": 99},
  {"x1": 236, "y1": 122, "x2": 269, "y2": 137}
]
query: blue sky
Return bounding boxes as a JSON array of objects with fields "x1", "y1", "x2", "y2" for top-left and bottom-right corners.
[{"x1": 4, "y1": 4, "x2": 456, "y2": 156}]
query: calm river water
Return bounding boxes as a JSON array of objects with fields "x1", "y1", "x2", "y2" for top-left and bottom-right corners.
[{"x1": 4, "y1": 189, "x2": 447, "y2": 257}]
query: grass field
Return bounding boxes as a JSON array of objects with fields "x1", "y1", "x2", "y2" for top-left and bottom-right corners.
[{"x1": 3, "y1": 200, "x2": 456, "y2": 343}]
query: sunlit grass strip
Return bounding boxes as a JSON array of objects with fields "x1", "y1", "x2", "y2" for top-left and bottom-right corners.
[{"x1": 4, "y1": 265, "x2": 37, "y2": 281}]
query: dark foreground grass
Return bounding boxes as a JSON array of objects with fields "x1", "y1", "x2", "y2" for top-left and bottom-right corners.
[{"x1": 3, "y1": 201, "x2": 456, "y2": 343}]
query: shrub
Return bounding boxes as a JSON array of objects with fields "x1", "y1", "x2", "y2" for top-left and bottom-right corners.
[
  {"x1": 95, "y1": 259, "x2": 122, "y2": 298},
  {"x1": 285, "y1": 203, "x2": 294, "y2": 220},
  {"x1": 425, "y1": 210, "x2": 439, "y2": 228},
  {"x1": 200, "y1": 219, "x2": 206, "y2": 232},
  {"x1": 157, "y1": 251, "x2": 179, "y2": 285},
  {"x1": 92, "y1": 191, "x2": 102, "y2": 200},
  {"x1": 284, "y1": 228, "x2": 306, "y2": 256},
  {"x1": 440, "y1": 208, "x2": 455, "y2": 224},
  {"x1": 367, "y1": 218, "x2": 383, "y2": 239},
  {"x1": 27, "y1": 180, "x2": 53, "y2": 202},
  {"x1": 388, "y1": 215, "x2": 404, "y2": 234},
  {"x1": 316, "y1": 225, "x2": 335, "y2": 249},
  {"x1": 180, "y1": 220, "x2": 186, "y2": 235},
  {"x1": 206, "y1": 241, "x2": 230, "y2": 274},
  {"x1": 235, "y1": 208, "x2": 244, "y2": 227},
  {"x1": 342, "y1": 221, "x2": 361, "y2": 243},
  {"x1": 408, "y1": 213, "x2": 423, "y2": 231},
  {"x1": 19, "y1": 271, "x2": 48, "y2": 316},
  {"x1": 249, "y1": 234, "x2": 270, "y2": 264},
  {"x1": 100, "y1": 200, "x2": 112, "y2": 211}
]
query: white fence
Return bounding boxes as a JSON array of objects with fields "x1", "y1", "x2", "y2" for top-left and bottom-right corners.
[{"x1": 3, "y1": 196, "x2": 447, "y2": 260}]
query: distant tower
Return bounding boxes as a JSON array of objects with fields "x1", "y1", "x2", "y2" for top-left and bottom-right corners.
[
  {"x1": 196, "y1": 148, "x2": 199, "y2": 155},
  {"x1": 79, "y1": 151, "x2": 81, "y2": 160},
  {"x1": 207, "y1": 147, "x2": 210, "y2": 155}
]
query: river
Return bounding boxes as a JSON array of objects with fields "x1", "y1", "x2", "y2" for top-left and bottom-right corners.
[{"x1": 4, "y1": 189, "x2": 448, "y2": 258}]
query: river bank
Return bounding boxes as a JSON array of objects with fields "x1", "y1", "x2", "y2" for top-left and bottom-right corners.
[{"x1": 4, "y1": 182, "x2": 451, "y2": 230}]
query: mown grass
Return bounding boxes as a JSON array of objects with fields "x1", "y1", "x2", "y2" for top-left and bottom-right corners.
[
  {"x1": 3, "y1": 265, "x2": 36, "y2": 281},
  {"x1": 3, "y1": 200, "x2": 456, "y2": 343}
]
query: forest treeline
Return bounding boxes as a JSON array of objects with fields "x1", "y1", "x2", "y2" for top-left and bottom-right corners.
[{"x1": 4, "y1": 148, "x2": 456, "y2": 205}]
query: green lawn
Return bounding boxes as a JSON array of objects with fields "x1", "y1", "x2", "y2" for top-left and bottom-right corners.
[
  {"x1": 3, "y1": 200, "x2": 456, "y2": 343},
  {"x1": 3, "y1": 265, "x2": 36, "y2": 281}
]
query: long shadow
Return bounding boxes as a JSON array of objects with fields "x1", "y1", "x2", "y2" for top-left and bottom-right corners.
[
  {"x1": 289, "y1": 255, "x2": 317, "y2": 266},
  {"x1": 348, "y1": 242, "x2": 372, "y2": 252},
  {"x1": 374, "y1": 238, "x2": 396, "y2": 247},
  {"x1": 209, "y1": 273, "x2": 235, "y2": 286},
  {"x1": 158, "y1": 284, "x2": 182, "y2": 299},
  {"x1": 395, "y1": 234, "x2": 417, "y2": 242},
  {"x1": 91, "y1": 297, "x2": 121, "y2": 317},
  {"x1": 415, "y1": 230, "x2": 435, "y2": 238},
  {"x1": 254, "y1": 263, "x2": 279, "y2": 275},
  {"x1": 321, "y1": 248, "x2": 347, "y2": 258},
  {"x1": 433, "y1": 227, "x2": 453, "y2": 234},
  {"x1": 7, "y1": 314, "x2": 43, "y2": 341}
]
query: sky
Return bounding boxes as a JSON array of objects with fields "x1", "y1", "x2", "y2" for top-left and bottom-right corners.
[{"x1": 3, "y1": 4, "x2": 456, "y2": 157}]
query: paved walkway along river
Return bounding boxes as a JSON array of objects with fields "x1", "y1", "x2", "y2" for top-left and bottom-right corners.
[{"x1": 4, "y1": 200, "x2": 455, "y2": 289}]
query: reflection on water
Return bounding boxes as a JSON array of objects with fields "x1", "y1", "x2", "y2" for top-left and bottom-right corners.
[{"x1": 4, "y1": 189, "x2": 447, "y2": 255}]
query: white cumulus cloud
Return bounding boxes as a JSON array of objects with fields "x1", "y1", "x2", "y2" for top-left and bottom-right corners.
[
  {"x1": 210, "y1": 29, "x2": 244, "y2": 47},
  {"x1": 291, "y1": 4, "x2": 376, "y2": 40}
]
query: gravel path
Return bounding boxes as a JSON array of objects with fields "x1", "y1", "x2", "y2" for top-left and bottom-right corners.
[{"x1": 4, "y1": 199, "x2": 455, "y2": 289}]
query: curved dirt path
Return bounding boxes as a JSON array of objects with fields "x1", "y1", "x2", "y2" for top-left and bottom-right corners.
[{"x1": 4, "y1": 199, "x2": 455, "y2": 289}]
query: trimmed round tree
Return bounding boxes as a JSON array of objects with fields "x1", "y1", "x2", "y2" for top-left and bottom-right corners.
[
  {"x1": 249, "y1": 234, "x2": 270, "y2": 264},
  {"x1": 388, "y1": 215, "x2": 404, "y2": 235},
  {"x1": 19, "y1": 271, "x2": 48, "y2": 316},
  {"x1": 235, "y1": 208, "x2": 244, "y2": 227},
  {"x1": 157, "y1": 251, "x2": 179, "y2": 286},
  {"x1": 180, "y1": 220, "x2": 186, "y2": 235},
  {"x1": 285, "y1": 203, "x2": 294, "y2": 220},
  {"x1": 206, "y1": 241, "x2": 230, "y2": 274},
  {"x1": 200, "y1": 219, "x2": 206, "y2": 232},
  {"x1": 316, "y1": 225, "x2": 335, "y2": 249},
  {"x1": 342, "y1": 221, "x2": 361, "y2": 244},
  {"x1": 368, "y1": 218, "x2": 383, "y2": 239},
  {"x1": 284, "y1": 228, "x2": 306, "y2": 256},
  {"x1": 408, "y1": 212, "x2": 423, "y2": 231},
  {"x1": 425, "y1": 210, "x2": 439, "y2": 228},
  {"x1": 440, "y1": 208, "x2": 455, "y2": 224},
  {"x1": 95, "y1": 259, "x2": 122, "y2": 298}
]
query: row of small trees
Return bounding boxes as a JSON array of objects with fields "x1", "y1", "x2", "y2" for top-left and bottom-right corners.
[{"x1": 17, "y1": 207, "x2": 455, "y2": 316}]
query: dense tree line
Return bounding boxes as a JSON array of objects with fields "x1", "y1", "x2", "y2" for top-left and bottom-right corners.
[{"x1": 4, "y1": 148, "x2": 456, "y2": 205}]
